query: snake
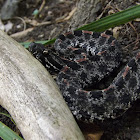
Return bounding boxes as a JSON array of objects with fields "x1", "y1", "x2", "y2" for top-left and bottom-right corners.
[{"x1": 29, "y1": 30, "x2": 140, "y2": 123}]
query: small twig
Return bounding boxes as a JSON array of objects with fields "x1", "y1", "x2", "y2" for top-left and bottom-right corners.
[
  {"x1": 128, "y1": 22, "x2": 139, "y2": 37},
  {"x1": 34, "y1": 0, "x2": 46, "y2": 18},
  {"x1": 13, "y1": 16, "x2": 26, "y2": 31},
  {"x1": 56, "y1": 7, "x2": 77, "y2": 23},
  {"x1": 24, "y1": 18, "x2": 51, "y2": 26},
  {"x1": 123, "y1": 39, "x2": 140, "y2": 51},
  {"x1": 96, "y1": 0, "x2": 113, "y2": 20},
  {"x1": 128, "y1": 22, "x2": 139, "y2": 49},
  {"x1": 38, "y1": 0, "x2": 46, "y2": 14},
  {"x1": 114, "y1": 6, "x2": 140, "y2": 50},
  {"x1": 10, "y1": 28, "x2": 34, "y2": 38}
]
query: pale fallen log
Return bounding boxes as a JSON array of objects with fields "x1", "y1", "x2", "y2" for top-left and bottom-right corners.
[{"x1": 0, "y1": 30, "x2": 84, "y2": 140}]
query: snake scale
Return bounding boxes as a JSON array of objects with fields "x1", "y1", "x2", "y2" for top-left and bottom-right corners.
[{"x1": 29, "y1": 30, "x2": 140, "y2": 123}]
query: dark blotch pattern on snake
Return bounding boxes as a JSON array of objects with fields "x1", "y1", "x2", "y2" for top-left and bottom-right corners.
[{"x1": 29, "y1": 30, "x2": 140, "y2": 122}]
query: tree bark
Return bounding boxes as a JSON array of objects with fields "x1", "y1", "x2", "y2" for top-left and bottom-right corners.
[
  {"x1": 69, "y1": 0, "x2": 103, "y2": 31},
  {"x1": 0, "y1": 30, "x2": 84, "y2": 140}
]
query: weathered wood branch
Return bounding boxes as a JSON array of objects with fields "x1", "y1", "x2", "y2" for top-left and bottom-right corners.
[{"x1": 0, "y1": 30, "x2": 84, "y2": 140}]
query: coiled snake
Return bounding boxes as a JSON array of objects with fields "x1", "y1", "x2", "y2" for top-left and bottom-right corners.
[{"x1": 29, "y1": 30, "x2": 140, "y2": 122}]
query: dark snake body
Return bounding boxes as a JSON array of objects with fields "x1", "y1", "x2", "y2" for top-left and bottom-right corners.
[{"x1": 29, "y1": 30, "x2": 140, "y2": 122}]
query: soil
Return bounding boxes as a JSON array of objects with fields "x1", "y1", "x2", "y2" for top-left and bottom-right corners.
[
  {"x1": 0, "y1": 0, "x2": 140, "y2": 140},
  {"x1": 0, "y1": 0, "x2": 76, "y2": 42}
]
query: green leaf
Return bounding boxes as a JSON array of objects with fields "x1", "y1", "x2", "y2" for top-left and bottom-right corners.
[
  {"x1": 77, "y1": 5, "x2": 140, "y2": 32},
  {"x1": 0, "y1": 121, "x2": 23, "y2": 140},
  {"x1": 21, "y1": 38, "x2": 56, "y2": 48},
  {"x1": 32, "y1": 9, "x2": 39, "y2": 16},
  {"x1": 0, "y1": 113, "x2": 16, "y2": 125}
]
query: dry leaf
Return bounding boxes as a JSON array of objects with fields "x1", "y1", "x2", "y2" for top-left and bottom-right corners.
[{"x1": 113, "y1": 26, "x2": 122, "y2": 38}]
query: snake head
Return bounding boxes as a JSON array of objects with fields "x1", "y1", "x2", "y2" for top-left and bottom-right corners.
[
  {"x1": 29, "y1": 42, "x2": 46, "y2": 60},
  {"x1": 29, "y1": 42, "x2": 64, "y2": 74}
]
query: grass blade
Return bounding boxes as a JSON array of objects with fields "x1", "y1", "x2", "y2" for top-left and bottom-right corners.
[
  {"x1": 21, "y1": 38, "x2": 56, "y2": 48},
  {"x1": 77, "y1": 5, "x2": 140, "y2": 32},
  {"x1": 0, "y1": 112, "x2": 16, "y2": 125},
  {"x1": 0, "y1": 121, "x2": 23, "y2": 140}
]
